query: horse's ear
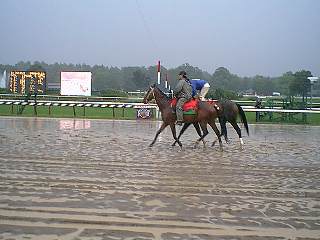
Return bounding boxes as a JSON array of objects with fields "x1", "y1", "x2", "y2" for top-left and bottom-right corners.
[{"x1": 151, "y1": 83, "x2": 156, "y2": 88}]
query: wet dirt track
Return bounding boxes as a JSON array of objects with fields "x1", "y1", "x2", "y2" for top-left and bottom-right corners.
[{"x1": 0, "y1": 117, "x2": 319, "y2": 240}]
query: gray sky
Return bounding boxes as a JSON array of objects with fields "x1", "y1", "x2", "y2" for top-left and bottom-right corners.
[{"x1": 1, "y1": 0, "x2": 319, "y2": 76}]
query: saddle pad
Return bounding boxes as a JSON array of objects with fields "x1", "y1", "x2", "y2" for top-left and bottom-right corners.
[
  {"x1": 183, "y1": 109, "x2": 196, "y2": 115},
  {"x1": 171, "y1": 98, "x2": 198, "y2": 112}
]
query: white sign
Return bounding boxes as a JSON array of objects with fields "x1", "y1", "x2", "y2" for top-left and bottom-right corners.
[
  {"x1": 61, "y1": 72, "x2": 91, "y2": 96},
  {"x1": 0, "y1": 70, "x2": 6, "y2": 88}
]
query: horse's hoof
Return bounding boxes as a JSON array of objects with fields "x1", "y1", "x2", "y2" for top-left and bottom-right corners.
[
  {"x1": 149, "y1": 144, "x2": 154, "y2": 147},
  {"x1": 178, "y1": 146, "x2": 184, "y2": 151},
  {"x1": 212, "y1": 139, "x2": 218, "y2": 146}
]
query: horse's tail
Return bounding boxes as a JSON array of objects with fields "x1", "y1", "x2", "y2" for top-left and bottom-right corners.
[{"x1": 236, "y1": 103, "x2": 249, "y2": 136}]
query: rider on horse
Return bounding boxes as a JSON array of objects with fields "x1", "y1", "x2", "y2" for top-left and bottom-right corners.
[
  {"x1": 173, "y1": 71, "x2": 193, "y2": 125},
  {"x1": 190, "y1": 79, "x2": 210, "y2": 101}
]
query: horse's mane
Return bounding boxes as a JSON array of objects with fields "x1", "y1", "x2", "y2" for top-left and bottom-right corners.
[{"x1": 154, "y1": 85, "x2": 172, "y2": 100}]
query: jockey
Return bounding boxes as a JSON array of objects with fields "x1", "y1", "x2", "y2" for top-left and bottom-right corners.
[
  {"x1": 191, "y1": 78, "x2": 220, "y2": 111},
  {"x1": 173, "y1": 70, "x2": 193, "y2": 125},
  {"x1": 190, "y1": 79, "x2": 210, "y2": 101}
]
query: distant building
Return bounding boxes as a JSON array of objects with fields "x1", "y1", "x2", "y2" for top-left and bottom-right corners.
[
  {"x1": 242, "y1": 89, "x2": 256, "y2": 96},
  {"x1": 310, "y1": 77, "x2": 320, "y2": 97}
]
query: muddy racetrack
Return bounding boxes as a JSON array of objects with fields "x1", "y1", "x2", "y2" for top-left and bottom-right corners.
[{"x1": 0, "y1": 117, "x2": 319, "y2": 240}]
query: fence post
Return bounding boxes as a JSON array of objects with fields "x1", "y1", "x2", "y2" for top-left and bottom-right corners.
[{"x1": 34, "y1": 94, "x2": 37, "y2": 116}]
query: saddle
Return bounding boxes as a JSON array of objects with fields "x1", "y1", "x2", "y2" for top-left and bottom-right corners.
[
  {"x1": 171, "y1": 98, "x2": 199, "y2": 115},
  {"x1": 171, "y1": 98, "x2": 220, "y2": 115}
]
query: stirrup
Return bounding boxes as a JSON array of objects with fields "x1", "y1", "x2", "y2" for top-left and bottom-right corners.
[{"x1": 175, "y1": 120, "x2": 183, "y2": 126}]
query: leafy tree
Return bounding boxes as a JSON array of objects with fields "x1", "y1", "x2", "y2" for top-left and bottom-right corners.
[
  {"x1": 275, "y1": 72, "x2": 295, "y2": 96},
  {"x1": 207, "y1": 88, "x2": 238, "y2": 100},
  {"x1": 0, "y1": 88, "x2": 9, "y2": 93},
  {"x1": 212, "y1": 67, "x2": 232, "y2": 89},
  {"x1": 252, "y1": 75, "x2": 274, "y2": 95},
  {"x1": 211, "y1": 67, "x2": 242, "y2": 92},
  {"x1": 131, "y1": 69, "x2": 148, "y2": 90},
  {"x1": 289, "y1": 70, "x2": 312, "y2": 101},
  {"x1": 27, "y1": 63, "x2": 45, "y2": 72},
  {"x1": 1, "y1": 61, "x2": 315, "y2": 99}
]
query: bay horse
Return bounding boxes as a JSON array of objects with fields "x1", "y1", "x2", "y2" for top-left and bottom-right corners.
[
  {"x1": 143, "y1": 84, "x2": 223, "y2": 149},
  {"x1": 173, "y1": 100, "x2": 249, "y2": 148}
]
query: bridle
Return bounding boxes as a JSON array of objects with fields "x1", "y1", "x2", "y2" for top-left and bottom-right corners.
[{"x1": 144, "y1": 86, "x2": 156, "y2": 104}]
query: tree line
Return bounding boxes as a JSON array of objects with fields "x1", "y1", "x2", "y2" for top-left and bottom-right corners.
[{"x1": 0, "y1": 61, "x2": 315, "y2": 99}]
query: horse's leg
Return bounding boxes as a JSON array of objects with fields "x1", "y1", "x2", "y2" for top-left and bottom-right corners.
[
  {"x1": 193, "y1": 122, "x2": 206, "y2": 147},
  {"x1": 172, "y1": 123, "x2": 191, "y2": 146},
  {"x1": 195, "y1": 122, "x2": 209, "y2": 148},
  {"x1": 149, "y1": 122, "x2": 168, "y2": 147},
  {"x1": 169, "y1": 123, "x2": 182, "y2": 148},
  {"x1": 230, "y1": 121, "x2": 243, "y2": 149},
  {"x1": 208, "y1": 121, "x2": 223, "y2": 151},
  {"x1": 221, "y1": 117, "x2": 230, "y2": 143},
  {"x1": 213, "y1": 117, "x2": 228, "y2": 146}
]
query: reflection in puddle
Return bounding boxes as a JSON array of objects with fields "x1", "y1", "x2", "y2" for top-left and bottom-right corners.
[{"x1": 59, "y1": 119, "x2": 91, "y2": 130}]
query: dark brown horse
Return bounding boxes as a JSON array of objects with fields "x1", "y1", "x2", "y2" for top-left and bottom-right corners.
[
  {"x1": 215, "y1": 100, "x2": 249, "y2": 148},
  {"x1": 174, "y1": 100, "x2": 249, "y2": 149},
  {"x1": 143, "y1": 84, "x2": 223, "y2": 149}
]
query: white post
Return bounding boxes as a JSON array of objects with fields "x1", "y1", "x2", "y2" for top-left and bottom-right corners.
[
  {"x1": 165, "y1": 73, "x2": 168, "y2": 89},
  {"x1": 156, "y1": 107, "x2": 160, "y2": 119},
  {"x1": 157, "y1": 60, "x2": 161, "y2": 85}
]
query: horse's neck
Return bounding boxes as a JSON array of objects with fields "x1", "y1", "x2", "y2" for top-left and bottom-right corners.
[{"x1": 154, "y1": 89, "x2": 171, "y2": 111}]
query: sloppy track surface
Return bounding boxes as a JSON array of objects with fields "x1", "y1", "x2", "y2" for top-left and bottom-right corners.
[{"x1": 0, "y1": 117, "x2": 319, "y2": 240}]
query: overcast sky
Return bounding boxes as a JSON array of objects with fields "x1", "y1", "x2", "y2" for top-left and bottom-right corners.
[{"x1": 1, "y1": 0, "x2": 319, "y2": 76}]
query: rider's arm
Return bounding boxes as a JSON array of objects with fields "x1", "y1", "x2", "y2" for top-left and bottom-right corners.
[{"x1": 173, "y1": 81, "x2": 183, "y2": 96}]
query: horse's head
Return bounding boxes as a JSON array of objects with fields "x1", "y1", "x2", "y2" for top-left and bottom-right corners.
[{"x1": 143, "y1": 84, "x2": 156, "y2": 104}]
